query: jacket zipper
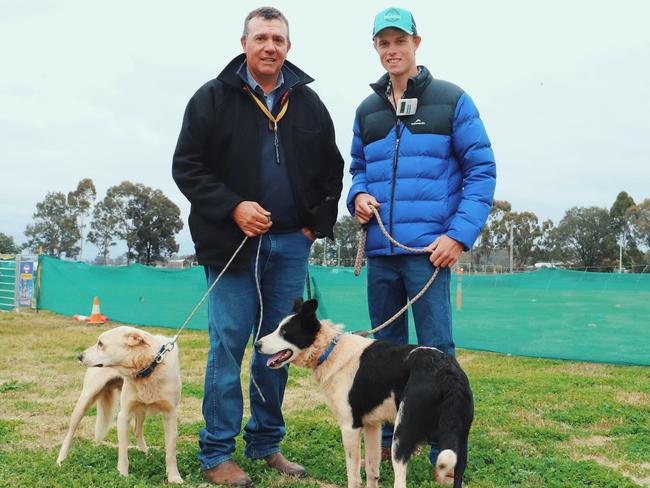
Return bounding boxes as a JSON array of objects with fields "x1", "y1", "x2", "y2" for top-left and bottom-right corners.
[{"x1": 389, "y1": 119, "x2": 402, "y2": 254}]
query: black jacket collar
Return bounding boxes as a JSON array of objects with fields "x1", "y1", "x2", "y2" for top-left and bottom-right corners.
[
  {"x1": 370, "y1": 65, "x2": 432, "y2": 100},
  {"x1": 217, "y1": 53, "x2": 314, "y2": 90}
]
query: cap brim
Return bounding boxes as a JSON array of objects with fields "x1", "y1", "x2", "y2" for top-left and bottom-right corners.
[{"x1": 373, "y1": 23, "x2": 414, "y2": 37}]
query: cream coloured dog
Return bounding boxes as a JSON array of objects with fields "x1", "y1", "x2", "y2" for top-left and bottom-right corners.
[{"x1": 56, "y1": 326, "x2": 183, "y2": 484}]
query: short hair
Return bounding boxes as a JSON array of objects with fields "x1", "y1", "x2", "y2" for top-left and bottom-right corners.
[{"x1": 242, "y1": 7, "x2": 290, "y2": 41}]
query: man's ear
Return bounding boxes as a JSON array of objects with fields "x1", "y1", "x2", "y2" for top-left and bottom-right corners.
[
  {"x1": 124, "y1": 332, "x2": 145, "y2": 347},
  {"x1": 240, "y1": 36, "x2": 247, "y2": 52},
  {"x1": 301, "y1": 299, "x2": 318, "y2": 317},
  {"x1": 292, "y1": 297, "x2": 304, "y2": 313}
]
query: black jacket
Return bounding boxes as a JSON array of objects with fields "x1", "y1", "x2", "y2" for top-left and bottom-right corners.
[{"x1": 172, "y1": 54, "x2": 344, "y2": 268}]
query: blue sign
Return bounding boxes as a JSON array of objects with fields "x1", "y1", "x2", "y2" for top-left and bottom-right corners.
[{"x1": 18, "y1": 261, "x2": 34, "y2": 307}]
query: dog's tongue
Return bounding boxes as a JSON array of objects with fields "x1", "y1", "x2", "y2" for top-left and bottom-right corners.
[{"x1": 266, "y1": 350, "x2": 290, "y2": 367}]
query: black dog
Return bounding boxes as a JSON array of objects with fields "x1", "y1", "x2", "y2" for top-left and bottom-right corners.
[{"x1": 256, "y1": 298, "x2": 474, "y2": 488}]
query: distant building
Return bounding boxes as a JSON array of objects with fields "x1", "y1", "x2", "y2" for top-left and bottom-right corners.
[{"x1": 155, "y1": 256, "x2": 196, "y2": 269}]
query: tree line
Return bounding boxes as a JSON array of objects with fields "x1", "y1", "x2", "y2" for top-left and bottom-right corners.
[
  {"x1": 312, "y1": 191, "x2": 650, "y2": 272},
  {"x1": 1, "y1": 179, "x2": 183, "y2": 265},
  {"x1": 2, "y1": 184, "x2": 649, "y2": 272}
]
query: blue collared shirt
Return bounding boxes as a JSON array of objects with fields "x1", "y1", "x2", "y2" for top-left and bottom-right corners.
[{"x1": 242, "y1": 66, "x2": 285, "y2": 111}]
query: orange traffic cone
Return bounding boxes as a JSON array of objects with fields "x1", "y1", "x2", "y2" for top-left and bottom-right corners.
[{"x1": 87, "y1": 296, "x2": 108, "y2": 324}]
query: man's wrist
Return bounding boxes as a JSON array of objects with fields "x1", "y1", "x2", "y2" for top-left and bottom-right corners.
[
  {"x1": 446, "y1": 235, "x2": 465, "y2": 252},
  {"x1": 353, "y1": 192, "x2": 368, "y2": 204}
]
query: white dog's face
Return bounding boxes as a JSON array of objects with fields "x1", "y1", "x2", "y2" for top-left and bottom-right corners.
[
  {"x1": 255, "y1": 315, "x2": 301, "y2": 369},
  {"x1": 78, "y1": 326, "x2": 149, "y2": 369},
  {"x1": 255, "y1": 298, "x2": 320, "y2": 369}
]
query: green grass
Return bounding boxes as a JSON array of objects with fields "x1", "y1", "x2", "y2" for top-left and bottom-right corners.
[
  {"x1": 181, "y1": 382, "x2": 204, "y2": 399},
  {"x1": 0, "y1": 380, "x2": 31, "y2": 393},
  {"x1": 0, "y1": 311, "x2": 648, "y2": 487}
]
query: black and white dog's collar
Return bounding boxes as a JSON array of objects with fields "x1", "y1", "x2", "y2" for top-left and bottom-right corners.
[{"x1": 317, "y1": 334, "x2": 342, "y2": 366}]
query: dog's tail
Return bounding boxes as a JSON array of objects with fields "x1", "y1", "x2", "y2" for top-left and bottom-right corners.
[
  {"x1": 435, "y1": 390, "x2": 473, "y2": 488},
  {"x1": 435, "y1": 446, "x2": 467, "y2": 488},
  {"x1": 94, "y1": 376, "x2": 123, "y2": 441}
]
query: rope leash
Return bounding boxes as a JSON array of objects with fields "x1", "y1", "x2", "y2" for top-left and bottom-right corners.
[
  {"x1": 137, "y1": 234, "x2": 269, "y2": 402},
  {"x1": 136, "y1": 236, "x2": 250, "y2": 378},
  {"x1": 250, "y1": 236, "x2": 266, "y2": 402},
  {"x1": 353, "y1": 227, "x2": 367, "y2": 276},
  {"x1": 352, "y1": 205, "x2": 439, "y2": 338}
]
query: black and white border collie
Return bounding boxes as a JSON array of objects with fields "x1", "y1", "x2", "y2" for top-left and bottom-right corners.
[{"x1": 255, "y1": 298, "x2": 474, "y2": 488}]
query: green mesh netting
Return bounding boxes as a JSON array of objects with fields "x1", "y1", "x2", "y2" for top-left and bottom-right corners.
[
  {"x1": 38, "y1": 256, "x2": 209, "y2": 329},
  {"x1": 37, "y1": 257, "x2": 650, "y2": 365},
  {"x1": 308, "y1": 266, "x2": 650, "y2": 366}
]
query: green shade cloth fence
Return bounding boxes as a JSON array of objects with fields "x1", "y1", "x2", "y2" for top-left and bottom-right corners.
[{"x1": 36, "y1": 256, "x2": 650, "y2": 366}]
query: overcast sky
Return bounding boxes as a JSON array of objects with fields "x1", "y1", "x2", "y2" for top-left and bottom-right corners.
[{"x1": 2, "y1": 0, "x2": 649, "y2": 259}]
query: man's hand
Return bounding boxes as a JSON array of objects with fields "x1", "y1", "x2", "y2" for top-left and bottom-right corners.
[
  {"x1": 231, "y1": 201, "x2": 272, "y2": 237},
  {"x1": 301, "y1": 227, "x2": 316, "y2": 241},
  {"x1": 353, "y1": 193, "x2": 380, "y2": 225},
  {"x1": 427, "y1": 235, "x2": 464, "y2": 268}
]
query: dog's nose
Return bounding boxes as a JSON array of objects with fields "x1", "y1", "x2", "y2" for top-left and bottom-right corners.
[
  {"x1": 254, "y1": 341, "x2": 262, "y2": 351},
  {"x1": 78, "y1": 353, "x2": 84, "y2": 362}
]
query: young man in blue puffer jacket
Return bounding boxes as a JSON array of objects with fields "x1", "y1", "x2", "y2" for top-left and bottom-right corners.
[{"x1": 347, "y1": 6, "x2": 496, "y2": 475}]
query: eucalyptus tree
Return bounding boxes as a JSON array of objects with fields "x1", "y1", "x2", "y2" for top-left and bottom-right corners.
[
  {"x1": 24, "y1": 191, "x2": 81, "y2": 258},
  {"x1": 555, "y1": 206, "x2": 618, "y2": 270},
  {"x1": 0, "y1": 232, "x2": 21, "y2": 254}
]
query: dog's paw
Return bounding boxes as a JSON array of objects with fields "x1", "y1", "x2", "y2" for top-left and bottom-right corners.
[{"x1": 167, "y1": 474, "x2": 184, "y2": 484}]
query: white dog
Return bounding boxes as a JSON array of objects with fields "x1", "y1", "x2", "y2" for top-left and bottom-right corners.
[{"x1": 56, "y1": 326, "x2": 183, "y2": 484}]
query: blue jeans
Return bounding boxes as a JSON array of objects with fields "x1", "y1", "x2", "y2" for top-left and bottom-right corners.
[
  {"x1": 367, "y1": 255, "x2": 453, "y2": 464},
  {"x1": 198, "y1": 231, "x2": 312, "y2": 470}
]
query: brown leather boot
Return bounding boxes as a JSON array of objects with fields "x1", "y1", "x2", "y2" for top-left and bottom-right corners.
[
  {"x1": 263, "y1": 452, "x2": 307, "y2": 477},
  {"x1": 202, "y1": 460, "x2": 254, "y2": 486}
]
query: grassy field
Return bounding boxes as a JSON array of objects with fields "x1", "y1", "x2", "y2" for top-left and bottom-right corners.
[{"x1": 0, "y1": 311, "x2": 648, "y2": 487}]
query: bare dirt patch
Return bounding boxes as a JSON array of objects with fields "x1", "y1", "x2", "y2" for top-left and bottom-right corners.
[
  {"x1": 570, "y1": 435, "x2": 610, "y2": 447},
  {"x1": 615, "y1": 390, "x2": 650, "y2": 407}
]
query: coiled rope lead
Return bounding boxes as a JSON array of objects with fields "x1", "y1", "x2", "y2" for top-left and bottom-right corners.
[{"x1": 353, "y1": 205, "x2": 439, "y2": 338}]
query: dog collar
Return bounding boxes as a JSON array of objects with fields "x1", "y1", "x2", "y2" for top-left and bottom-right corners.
[
  {"x1": 316, "y1": 334, "x2": 342, "y2": 366},
  {"x1": 135, "y1": 344, "x2": 170, "y2": 378}
]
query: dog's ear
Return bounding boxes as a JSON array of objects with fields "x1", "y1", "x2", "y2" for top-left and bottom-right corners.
[
  {"x1": 300, "y1": 299, "x2": 320, "y2": 333},
  {"x1": 124, "y1": 332, "x2": 146, "y2": 347},
  {"x1": 301, "y1": 299, "x2": 318, "y2": 317},
  {"x1": 292, "y1": 297, "x2": 304, "y2": 313}
]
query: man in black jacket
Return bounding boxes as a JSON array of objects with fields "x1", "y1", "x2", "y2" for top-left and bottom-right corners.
[{"x1": 172, "y1": 7, "x2": 343, "y2": 486}]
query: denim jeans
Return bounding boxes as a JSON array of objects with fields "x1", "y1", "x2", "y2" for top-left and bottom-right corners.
[
  {"x1": 367, "y1": 254, "x2": 453, "y2": 464},
  {"x1": 198, "y1": 231, "x2": 312, "y2": 470}
]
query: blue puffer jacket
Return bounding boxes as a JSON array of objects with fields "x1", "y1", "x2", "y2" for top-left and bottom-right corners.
[{"x1": 347, "y1": 66, "x2": 496, "y2": 255}]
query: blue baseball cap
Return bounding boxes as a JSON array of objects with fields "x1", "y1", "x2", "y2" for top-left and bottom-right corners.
[{"x1": 372, "y1": 7, "x2": 417, "y2": 37}]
